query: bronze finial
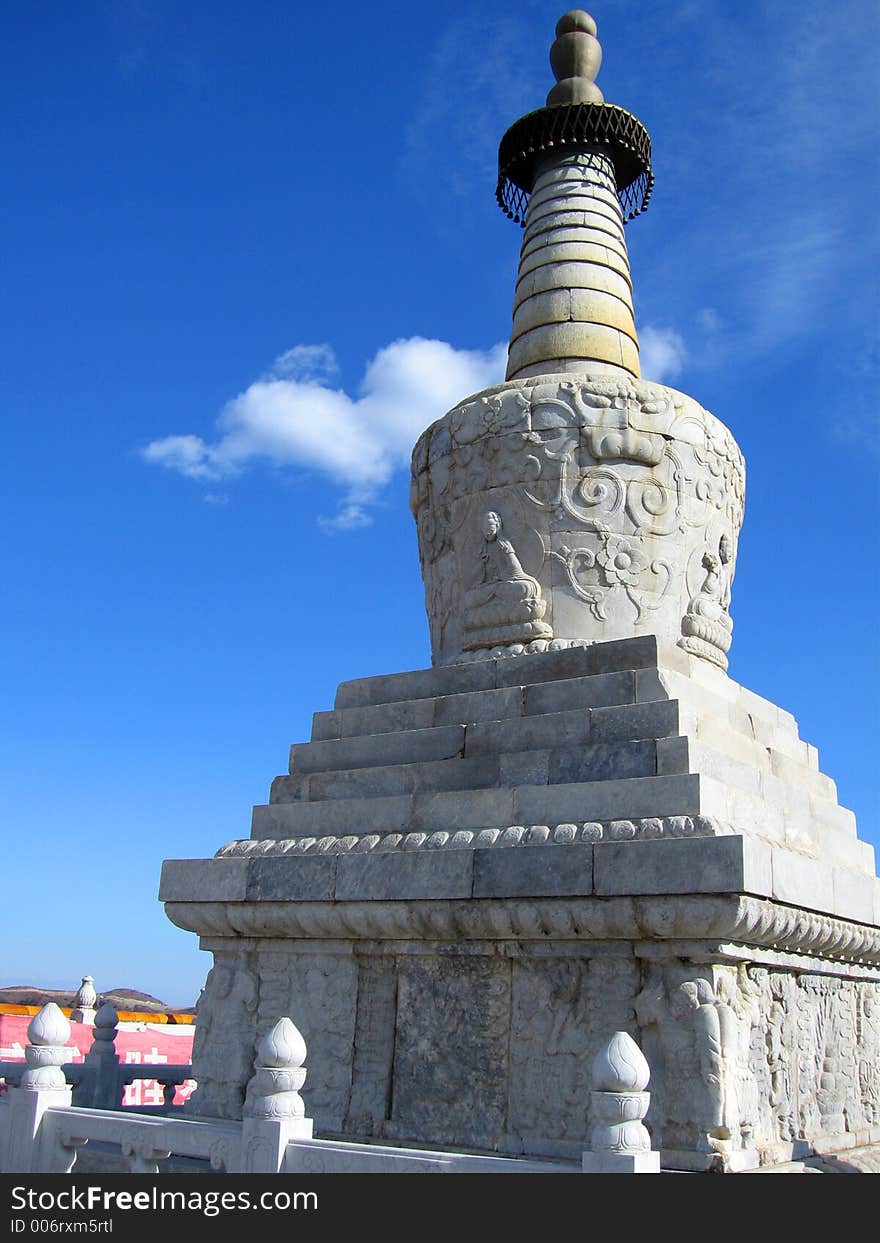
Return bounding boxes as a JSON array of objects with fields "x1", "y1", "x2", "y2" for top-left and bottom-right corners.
[{"x1": 547, "y1": 10, "x2": 604, "y2": 106}]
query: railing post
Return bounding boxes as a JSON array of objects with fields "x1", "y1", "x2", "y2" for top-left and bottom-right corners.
[
  {"x1": 1, "y1": 1004, "x2": 78, "y2": 1174},
  {"x1": 582, "y1": 1031, "x2": 660, "y2": 1174},
  {"x1": 69, "y1": 975, "x2": 98, "y2": 1025},
  {"x1": 234, "y1": 1018, "x2": 314, "y2": 1174},
  {"x1": 79, "y1": 1002, "x2": 123, "y2": 1109}
]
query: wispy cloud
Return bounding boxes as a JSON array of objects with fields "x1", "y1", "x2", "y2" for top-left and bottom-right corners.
[
  {"x1": 617, "y1": 0, "x2": 878, "y2": 383},
  {"x1": 639, "y1": 326, "x2": 686, "y2": 382},
  {"x1": 403, "y1": 5, "x2": 546, "y2": 219},
  {"x1": 142, "y1": 338, "x2": 508, "y2": 526}
]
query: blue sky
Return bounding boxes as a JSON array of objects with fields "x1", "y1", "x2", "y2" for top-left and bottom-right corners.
[{"x1": 2, "y1": 0, "x2": 877, "y2": 1007}]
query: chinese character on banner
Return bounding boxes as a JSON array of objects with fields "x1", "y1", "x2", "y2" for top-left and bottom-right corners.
[{"x1": 142, "y1": 1079, "x2": 166, "y2": 1106}]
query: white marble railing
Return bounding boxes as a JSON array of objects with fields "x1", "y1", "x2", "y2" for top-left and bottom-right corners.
[
  {"x1": 0, "y1": 1000, "x2": 192, "y2": 1113},
  {"x1": 0, "y1": 1004, "x2": 659, "y2": 1174}
]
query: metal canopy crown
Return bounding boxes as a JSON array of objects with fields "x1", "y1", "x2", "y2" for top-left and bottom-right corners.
[
  {"x1": 496, "y1": 9, "x2": 653, "y2": 226},
  {"x1": 496, "y1": 102, "x2": 653, "y2": 225}
]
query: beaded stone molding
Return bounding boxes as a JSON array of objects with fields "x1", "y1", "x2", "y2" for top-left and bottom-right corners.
[{"x1": 217, "y1": 814, "x2": 731, "y2": 858}]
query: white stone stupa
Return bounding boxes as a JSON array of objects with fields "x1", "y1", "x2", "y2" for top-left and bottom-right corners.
[{"x1": 160, "y1": 10, "x2": 880, "y2": 1172}]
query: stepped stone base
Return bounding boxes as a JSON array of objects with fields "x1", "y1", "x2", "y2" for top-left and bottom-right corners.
[{"x1": 161, "y1": 637, "x2": 880, "y2": 1172}]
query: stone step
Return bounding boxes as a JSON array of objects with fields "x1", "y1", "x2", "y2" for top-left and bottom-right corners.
[
  {"x1": 251, "y1": 772, "x2": 704, "y2": 839},
  {"x1": 291, "y1": 699, "x2": 683, "y2": 776},
  {"x1": 332, "y1": 636, "x2": 660, "y2": 710},
  {"x1": 698, "y1": 774, "x2": 868, "y2": 872},
  {"x1": 814, "y1": 823, "x2": 876, "y2": 876},
  {"x1": 312, "y1": 667, "x2": 646, "y2": 742},
  {"x1": 659, "y1": 668, "x2": 809, "y2": 761},
  {"x1": 669, "y1": 738, "x2": 837, "y2": 809},
  {"x1": 769, "y1": 748, "x2": 837, "y2": 803},
  {"x1": 673, "y1": 692, "x2": 834, "y2": 793},
  {"x1": 291, "y1": 724, "x2": 466, "y2": 775},
  {"x1": 271, "y1": 737, "x2": 671, "y2": 803}
]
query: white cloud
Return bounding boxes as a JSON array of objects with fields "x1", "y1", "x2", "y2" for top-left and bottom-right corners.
[
  {"x1": 264, "y1": 344, "x2": 337, "y2": 383},
  {"x1": 143, "y1": 338, "x2": 508, "y2": 525},
  {"x1": 639, "y1": 326, "x2": 687, "y2": 382},
  {"x1": 144, "y1": 329, "x2": 696, "y2": 523},
  {"x1": 142, "y1": 433, "x2": 219, "y2": 480}
]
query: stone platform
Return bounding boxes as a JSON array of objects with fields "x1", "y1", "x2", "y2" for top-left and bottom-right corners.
[{"x1": 161, "y1": 637, "x2": 880, "y2": 1172}]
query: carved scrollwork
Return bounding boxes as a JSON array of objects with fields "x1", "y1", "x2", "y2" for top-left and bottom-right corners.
[{"x1": 412, "y1": 375, "x2": 745, "y2": 665}]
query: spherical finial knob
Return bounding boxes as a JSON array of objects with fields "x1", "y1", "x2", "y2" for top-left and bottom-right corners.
[
  {"x1": 547, "y1": 9, "x2": 604, "y2": 106},
  {"x1": 556, "y1": 9, "x2": 597, "y2": 37}
]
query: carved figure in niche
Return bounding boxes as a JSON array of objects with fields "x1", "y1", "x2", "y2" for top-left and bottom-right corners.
[
  {"x1": 720, "y1": 967, "x2": 761, "y2": 1148},
  {"x1": 685, "y1": 980, "x2": 741, "y2": 1150},
  {"x1": 767, "y1": 976, "x2": 796, "y2": 1141},
  {"x1": 858, "y1": 987, "x2": 880, "y2": 1125},
  {"x1": 546, "y1": 962, "x2": 590, "y2": 1056},
  {"x1": 719, "y1": 533, "x2": 733, "y2": 606},
  {"x1": 187, "y1": 962, "x2": 258, "y2": 1120},
  {"x1": 636, "y1": 973, "x2": 745, "y2": 1158},
  {"x1": 462, "y1": 510, "x2": 552, "y2": 651},
  {"x1": 678, "y1": 532, "x2": 734, "y2": 670}
]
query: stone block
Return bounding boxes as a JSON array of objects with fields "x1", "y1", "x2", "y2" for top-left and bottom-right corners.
[
  {"x1": 686, "y1": 740, "x2": 763, "y2": 796},
  {"x1": 465, "y1": 710, "x2": 590, "y2": 757},
  {"x1": 582, "y1": 1151, "x2": 660, "y2": 1173},
  {"x1": 411, "y1": 787, "x2": 515, "y2": 833},
  {"x1": 390, "y1": 956, "x2": 510, "y2": 1149},
  {"x1": 500, "y1": 750, "x2": 550, "y2": 787},
  {"x1": 771, "y1": 847, "x2": 835, "y2": 914},
  {"x1": 590, "y1": 699, "x2": 681, "y2": 742},
  {"x1": 593, "y1": 835, "x2": 772, "y2": 897},
  {"x1": 332, "y1": 698, "x2": 437, "y2": 739},
  {"x1": 306, "y1": 755, "x2": 499, "y2": 801},
  {"x1": 473, "y1": 842, "x2": 593, "y2": 897},
  {"x1": 760, "y1": 771, "x2": 810, "y2": 817},
  {"x1": 334, "y1": 662, "x2": 495, "y2": 710},
  {"x1": 803, "y1": 827, "x2": 875, "y2": 876},
  {"x1": 252, "y1": 794, "x2": 413, "y2": 839},
  {"x1": 158, "y1": 858, "x2": 247, "y2": 902},
  {"x1": 335, "y1": 849, "x2": 474, "y2": 901},
  {"x1": 831, "y1": 868, "x2": 876, "y2": 925},
  {"x1": 692, "y1": 713, "x2": 771, "y2": 772},
  {"x1": 523, "y1": 671, "x2": 634, "y2": 716},
  {"x1": 493, "y1": 644, "x2": 593, "y2": 688},
  {"x1": 809, "y1": 798, "x2": 858, "y2": 839},
  {"x1": 270, "y1": 774, "x2": 307, "y2": 803},
  {"x1": 738, "y1": 684, "x2": 798, "y2": 734},
  {"x1": 770, "y1": 748, "x2": 837, "y2": 801},
  {"x1": 655, "y1": 667, "x2": 730, "y2": 716},
  {"x1": 514, "y1": 774, "x2": 702, "y2": 826},
  {"x1": 698, "y1": 774, "x2": 786, "y2": 843},
  {"x1": 290, "y1": 724, "x2": 465, "y2": 774},
  {"x1": 548, "y1": 739, "x2": 657, "y2": 783},
  {"x1": 246, "y1": 856, "x2": 337, "y2": 901},
  {"x1": 433, "y1": 685, "x2": 524, "y2": 726},
  {"x1": 311, "y1": 710, "x2": 340, "y2": 741},
  {"x1": 655, "y1": 736, "x2": 690, "y2": 775},
  {"x1": 634, "y1": 667, "x2": 669, "y2": 702},
  {"x1": 749, "y1": 715, "x2": 810, "y2": 766},
  {"x1": 584, "y1": 635, "x2": 658, "y2": 674}
]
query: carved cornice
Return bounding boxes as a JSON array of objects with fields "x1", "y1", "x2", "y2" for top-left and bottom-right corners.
[{"x1": 164, "y1": 894, "x2": 880, "y2": 967}]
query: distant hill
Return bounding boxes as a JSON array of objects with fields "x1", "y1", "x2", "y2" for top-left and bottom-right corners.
[{"x1": 0, "y1": 985, "x2": 194, "y2": 1014}]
